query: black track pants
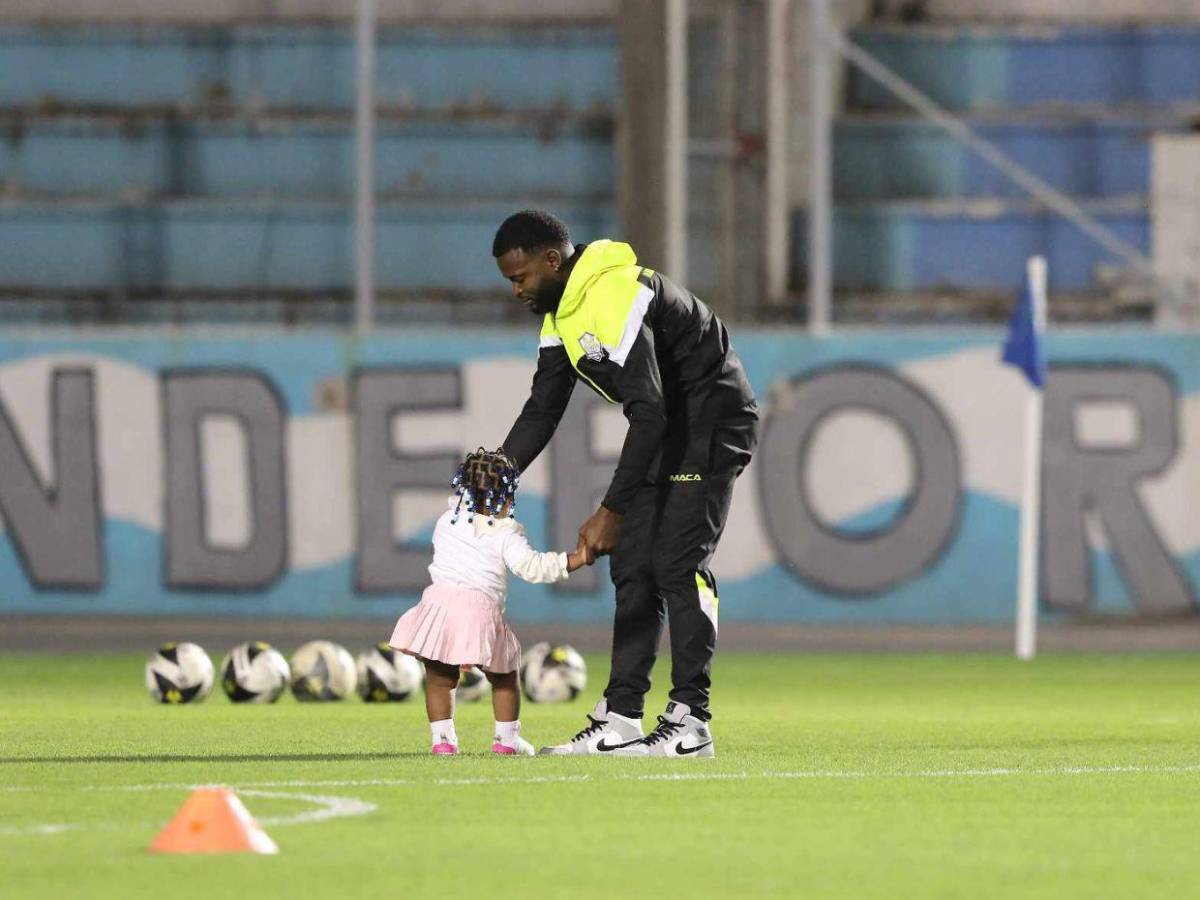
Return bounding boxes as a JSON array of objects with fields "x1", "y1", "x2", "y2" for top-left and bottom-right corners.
[{"x1": 603, "y1": 407, "x2": 759, "y2": 722}]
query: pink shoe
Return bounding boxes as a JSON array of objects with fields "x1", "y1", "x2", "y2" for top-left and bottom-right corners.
[
  {"x1": 431, "y1": 742, "x2": 459, "y2": 755},
  {"x1": 491, "y1": 737, "x2": 534, "y2": 756}
]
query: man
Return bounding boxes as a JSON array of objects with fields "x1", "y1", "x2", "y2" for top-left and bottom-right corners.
[{"x1": 494, "y1": 210, "x2": 758, "y2": 758}]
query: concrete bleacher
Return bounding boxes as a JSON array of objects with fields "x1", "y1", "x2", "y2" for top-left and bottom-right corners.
[
  {"x1": 835, "y1": 116, "x2": 1157, "y2": 201},
  {"x1": 0, "y1": 20, "x2": 755, "y2": 323},
  {"x1": 849, "y1": 24, "x2": 1200, "y2": 111},
  {"x1": 0, "y1": 117, "x2": 613, "y2": 199},
  {"x1": 827, "y1": 21, "x2": 1199, "y2": 313},
  {"x1": 0, "y1": 22, "x2": 617, "y2": 322},
  {"x1": 4, "y1": 11, "x2": 1199, "y2": 322},
  {"x1": 0, "y1": 25, "x2": 615, "y2": 110}
]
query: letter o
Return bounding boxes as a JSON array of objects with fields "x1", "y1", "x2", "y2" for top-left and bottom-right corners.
[{"x1": 758, "y1": 365, "x2": 962, "y2": 595}]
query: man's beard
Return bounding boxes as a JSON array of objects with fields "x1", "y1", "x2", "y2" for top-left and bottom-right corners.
[{"x1": 527, "y1": 280, "x2": 565, "y2": 315}]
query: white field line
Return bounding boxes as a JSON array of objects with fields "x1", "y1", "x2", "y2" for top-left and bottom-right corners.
[
  {"x1": 7, "y1": 762, "x2": 1200, "y2": 797},
  {"x1": 6, "y1": 764, "x2": 1200, "y2": 838},
  {"x1": 188, "y1": 762, "x2": 1200, "y2": 787},
  {"x1": 238, "y1": 789, "x2": 376, "y2": 826},
  {"x1": 0, "y1": 823, "x2": 78, "y2": 836},
  {"x1": 0, "y1": 787, "x2": 376, "y2": 838}
]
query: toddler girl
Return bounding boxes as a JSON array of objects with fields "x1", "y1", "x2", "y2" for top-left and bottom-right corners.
[{"x1": 389, "y1": 448, "x2": 590, "y2": 755}]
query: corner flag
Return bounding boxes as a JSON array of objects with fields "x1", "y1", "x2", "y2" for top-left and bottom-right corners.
[
  {"x1": 1002, "y1": 266, "x2": 1047, "y2": 389},
  {"x1": 1005, "y1": 257, "x2": 1047, "y2": 662}
]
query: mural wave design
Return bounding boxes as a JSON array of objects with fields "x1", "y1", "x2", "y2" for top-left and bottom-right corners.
[
  {"x1": 0, "y1": 332, "x2": 1195, "y2": 622},
  {"x1": 2, "y1": 494, "x2": 1194, "y2": 623}
]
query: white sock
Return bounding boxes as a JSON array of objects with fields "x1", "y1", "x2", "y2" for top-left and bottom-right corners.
[
  {"x1": 494, "y1": 720, "x2": 520, "y2": 747},
  {"x1": 431, "y1": 718, "x2": 458, "y2": 746}
]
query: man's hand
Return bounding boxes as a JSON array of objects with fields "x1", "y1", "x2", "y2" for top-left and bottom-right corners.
[
  {"x1": 578, "y1": 504, "x2": 623, "y2": 558},
  {"x1": 566, "y1": 534, "x2": 595, "y2": 573},
  {"x1": 575, "y1": 534, "x2": 596, "y2": 565}
]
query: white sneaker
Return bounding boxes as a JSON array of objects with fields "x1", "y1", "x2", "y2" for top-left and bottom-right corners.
[
  {"x1": 538, "y1": 699, "x2": 644, "y2": 755},
  {"x1": 611, "y1": 701, "x2": 715, "y2": 758},
  {"x1": 492, "y1": 736, "x2": 535, "y2": 756}
]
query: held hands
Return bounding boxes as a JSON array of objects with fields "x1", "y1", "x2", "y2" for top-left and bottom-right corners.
[
  {"x1": 578, "y1": 504, "x2": 623, "y2": 560},
  {"x1": 564, "y1": 505, "x2": 623, "y2": 573},
  {"x1": 566, "y1": 535, "x2": 594, "y2": 573}
]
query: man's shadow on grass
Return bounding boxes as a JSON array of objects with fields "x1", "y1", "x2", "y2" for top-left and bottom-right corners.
[{"x1": 1, "y1": 751, "x2": 431, "y2": 764}]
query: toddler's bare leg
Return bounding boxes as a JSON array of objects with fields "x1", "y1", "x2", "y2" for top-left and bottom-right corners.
[
  {"x1": 486, "y1": 669, "x2": 520, "y2": 722},
  {"x1": 423, "y1": 659, "x2": 460, "y2": 722}
]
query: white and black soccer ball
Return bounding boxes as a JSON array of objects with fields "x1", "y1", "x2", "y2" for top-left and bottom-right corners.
[
  {"x1": 290, "y1": 640, "x2": 357, "y2": 701},
  {"x1": 145, "y1": 641, "x2": 214, "y2": 704},
  {"x1": 520, "y1": 642, "x2": 587, "y2": 703},
  {"x1": 456, "y1": 665, "x2": 491, "y2": 703},
  {"x1": 356, "y1": 643, "x2": 423, "y2": 702},
  {"x1": 219, "y1": 641, "x2": 290, "y2": 704}
]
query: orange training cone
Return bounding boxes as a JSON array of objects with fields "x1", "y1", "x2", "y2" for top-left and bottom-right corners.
[{"x1": 148, "y1": 787, "x2": 278, "y2": 854}]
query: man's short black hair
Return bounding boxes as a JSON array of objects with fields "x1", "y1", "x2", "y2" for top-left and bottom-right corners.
[{"x1": 492, "y1": 209, "x2": 571, "y2": 258}]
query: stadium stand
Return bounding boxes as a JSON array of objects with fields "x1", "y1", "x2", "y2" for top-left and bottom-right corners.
[
  {"x1": 0, "y1": 23, "x2": 618, "y2": 323},
  {"x1": 831, "y1": 21, "x2": 1200, "y2": 320},
  {"x1": 2, "y1": 3, "x2": 1198, "y2": 322}
]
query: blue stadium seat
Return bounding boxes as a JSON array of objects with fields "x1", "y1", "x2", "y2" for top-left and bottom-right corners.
[
  {"x1": 848, "y1": 23, "x2": 1200, "y2": 111},
  {"x1": 834, "y1": 115, "x2": 1165, "y2": 200},
  {"x1": 0, "y1": 23, "x2": 621, "y2": 310},
  {"x1": 803, "y1": 201, "x2": 1148, "y2": 293},
  {"x1": 0, "y1": 199, "x2": 617, "y2": 292},
  {"x1": 0, "y1": 117, "x2": 613, "y2": 198},
  {"x1": 819, "y1": 21, "x2": 1200, "y2": 305},
  {"x1": 0, "y1": 25, "x2": 615, "y2": 111}
]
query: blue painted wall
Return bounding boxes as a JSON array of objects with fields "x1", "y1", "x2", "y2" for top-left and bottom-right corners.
[{"x1": 0, "y1": 329, "x2": 1194, "y2": 624}]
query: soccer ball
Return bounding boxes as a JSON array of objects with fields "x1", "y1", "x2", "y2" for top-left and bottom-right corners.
[
  {"x1": 356, "y1": 643, "x2": 423, "y2": 702},
  {"x1": 520, "y1": 642, "x2": 587, "y2": 703},
  {"x1": 290, "y1": 640, "x2": 357, "y2": 701},
  {"x1": 219, "y1": 641, "x2": 290, "y2": 703},
  {"x1": 145, "y1": 642, "x2": 214, "y2": 704},
  {"x1": 456, "y1": 665, "x2": 491, "y2": 703}
]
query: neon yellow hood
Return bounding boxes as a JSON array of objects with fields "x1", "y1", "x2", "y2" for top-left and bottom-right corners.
[{"x1": 556, "y1": 240, "x2": 639, "y2": 319}]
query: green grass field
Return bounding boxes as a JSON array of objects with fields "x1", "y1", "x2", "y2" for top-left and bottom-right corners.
[{"x1": 3, "y1": 651, "x2": 1199, "y2": 899}]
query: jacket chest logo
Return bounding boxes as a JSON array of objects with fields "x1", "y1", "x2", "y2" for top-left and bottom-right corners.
[{"x1": 578, "y1": 332, "x2": 607, "y2": 363}]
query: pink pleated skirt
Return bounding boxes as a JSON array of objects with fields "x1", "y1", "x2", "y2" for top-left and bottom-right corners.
[{"x1": 389, "y1": 582, "x2": 522, "y2": 674}]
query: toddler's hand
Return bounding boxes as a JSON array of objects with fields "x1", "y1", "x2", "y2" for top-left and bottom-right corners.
[{"x1": 566, "y1": 535, "x2": 596, "y2": 573}]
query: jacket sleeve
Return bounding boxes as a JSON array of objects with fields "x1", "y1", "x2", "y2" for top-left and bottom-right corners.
[
  {"x1": 501, "y1": 525, "x2": 570, "y2": 584},
  {"x1": 601, "y1": 325, "x2": 667, "y2": 514},
  {"x1": 500, "y1": 342, "x2": 577, "y2": 472}
]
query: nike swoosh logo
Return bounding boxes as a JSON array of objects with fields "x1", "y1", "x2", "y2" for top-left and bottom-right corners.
[
  {"x1": 674, "y1": 741, "x2": 713, "y2": 756},
  {"x1": 596, "y1": 738, "x2": 634, "y2": 752}
]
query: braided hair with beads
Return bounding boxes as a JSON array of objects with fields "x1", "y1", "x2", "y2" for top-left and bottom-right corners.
[{"x1": 450, "y1": 447, "x2": 520, "y2": 527}]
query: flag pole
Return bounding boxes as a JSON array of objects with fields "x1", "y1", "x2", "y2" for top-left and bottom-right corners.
[{"x1": 1015, "y1": 256, "x2": 1047, "y2": 661}]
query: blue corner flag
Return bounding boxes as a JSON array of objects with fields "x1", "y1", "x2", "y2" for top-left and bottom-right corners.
[{"x1": 1002, "y1": 279, "x2": 1046, "y2": 389}]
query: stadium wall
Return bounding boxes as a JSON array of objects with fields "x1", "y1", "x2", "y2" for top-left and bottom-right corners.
[
  {"x1": 0, "y1": 329, "x2": 1195, "y2": 625},
  {"x1": 0, "y1": 0, "x2": 616, "y2": 24},
  {"x1": 914, "y1": 0, "x2": 1200, "y2": 22},
  {"x1": 8, "y1": 0, "x2": 1192, "y2": 25}
]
